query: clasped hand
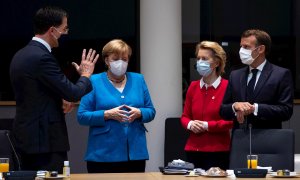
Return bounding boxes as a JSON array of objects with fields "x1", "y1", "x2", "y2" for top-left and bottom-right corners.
[
  {"x1": 190, "y1": 120, "x2": 206, "y2": 134},
  {"x1": 72, "y1": 49, "x2": 99, "y2": 78},
  {"x1": 233, "y1": 102, "x2": 255, "y2": 124},
  {"x1": 105, "y1": 105, "x2": 141, "y2": 123}
]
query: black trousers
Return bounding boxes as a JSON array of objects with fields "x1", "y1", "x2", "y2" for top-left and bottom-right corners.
[
  {"x1": 186, "y1": 151, "x2": 229, "y2": 170},
  {"x1": 87, "y1": 160, "x2": 146, "y2": 173},
  {"x1": 20, "y1": 152, "x2": 68, "y2": 173}
]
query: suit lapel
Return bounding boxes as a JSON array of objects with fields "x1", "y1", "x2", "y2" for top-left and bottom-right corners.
[
  {"x1": 253, "y1": 61, "x2": 272, "y2": 99},
  {"x1": 240, "y1": 67, "x2": 248, "y2": 101}
]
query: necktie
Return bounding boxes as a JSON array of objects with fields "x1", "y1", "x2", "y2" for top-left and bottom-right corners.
[{"x1": 247, "y1": 69, "x2": 258, "y2": 102}]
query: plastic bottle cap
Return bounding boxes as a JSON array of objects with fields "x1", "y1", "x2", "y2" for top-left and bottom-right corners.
[{"x1": 64, "y1": 161, "x2": 69, "y2": 166}]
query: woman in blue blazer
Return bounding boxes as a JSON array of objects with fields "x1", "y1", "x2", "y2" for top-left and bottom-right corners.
[{"x1": 77, "y1": 39, "x2": 156, "y2": 173}]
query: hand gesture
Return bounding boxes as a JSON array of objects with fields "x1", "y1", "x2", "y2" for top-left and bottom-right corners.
[
  {"x1": 233, "y1": 102, "x2": 255, "y2": 115},
  {"x1": 233, "y1": 102, "x2": 255, "y2": 123},
  {"x1": 104, "y1": 105, "x2": 129, "y2": 122},
  {"x1": 190, "y1": 120, "x2": 206, "y2": 134},
  {"x1": 72, "y1": 48, "x2": 99, "y2": 78},
  {"x1": 123, "y1": 105, "x2": 141, "y2": 123},
  {"x1": 62, "y1": 99, "x2": 74, "y2": 113}
]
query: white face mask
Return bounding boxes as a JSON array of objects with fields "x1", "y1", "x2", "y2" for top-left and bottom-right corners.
[
  {"x1": 196, "y1": 59, "x2": 212, "y2": 77},
  {"x1": 239, "y1": 47, "x2": 259, "y2": 65},
  {"x1": 109, "y1": 60, "x2": 128, "y2": 76}
]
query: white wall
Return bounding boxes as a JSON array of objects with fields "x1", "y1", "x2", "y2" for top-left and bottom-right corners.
[{"x1": 140, "y1": 0, "x2": 182, "y2": 172}]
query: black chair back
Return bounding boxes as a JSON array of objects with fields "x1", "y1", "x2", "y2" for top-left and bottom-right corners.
[
  {"x1": 164, "y1": 118, "x2": 189, "y2": 166},
  {"x1": 0, "y1": 118, "x2": 14, "y2": 131},
  {"x1": 229, "y1": 129, "x2": 294, "y2": 171}
]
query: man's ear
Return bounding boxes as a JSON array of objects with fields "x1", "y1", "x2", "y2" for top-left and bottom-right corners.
[{"x1": 259, "y1": 45, "x2": 266, "y2": 54}]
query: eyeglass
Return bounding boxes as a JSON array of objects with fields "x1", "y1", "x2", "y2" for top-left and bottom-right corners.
[{"x1": 53, "y1": 27, "x2": 69, "y2": 34}]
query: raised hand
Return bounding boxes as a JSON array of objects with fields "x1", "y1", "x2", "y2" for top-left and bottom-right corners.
[{"x1": 72, "y1": 48, "x2": 99, "y2": 78}]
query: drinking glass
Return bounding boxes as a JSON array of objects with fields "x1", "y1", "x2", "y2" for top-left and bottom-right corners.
[
  {"x1": 0, "y1": 158, "x2": 9, "y2": 173},
  {"x1": 247, "y1": 155, "x2": 258, "y2": 169}
]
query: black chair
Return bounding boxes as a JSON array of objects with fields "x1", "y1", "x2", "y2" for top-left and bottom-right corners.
[
  {"x1": 164, "y1": 117, "x2": 189, "y2": 166},
  {"x1": 229, "y1": 129, "x2": 294, "y2": 171},
  {"x1": 0, "y1": 130, "x2": 20, "y2": 171},
  {"x1": 0, "y1": 118, "x2": 14, "y2": 131}
]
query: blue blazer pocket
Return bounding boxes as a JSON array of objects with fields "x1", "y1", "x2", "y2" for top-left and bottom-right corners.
[
  {"x1": 92, "y1": 125, "x2": 111, "y2": 135},
  {"x1": 139, "y1": 123, "x2": 148, "y2": 132}
]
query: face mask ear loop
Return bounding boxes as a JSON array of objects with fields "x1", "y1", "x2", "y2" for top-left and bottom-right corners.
[{"x1": 252, "y1": 46, "x2": 260, "y2": 60}]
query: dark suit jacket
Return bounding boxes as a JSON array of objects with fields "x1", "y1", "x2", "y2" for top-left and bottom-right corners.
[
  {"x1": 10, "y1": 40, "x2": 92, "y2": 154},
  {"x1": 220, "y1": 61, "x2": 293, "y2": 129}
]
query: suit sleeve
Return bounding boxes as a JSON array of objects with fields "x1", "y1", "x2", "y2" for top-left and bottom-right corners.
[
  {"x1": 37, "y1": 55, "x2": 92, "y2": 102},
  {"x1": 139, "y1": 76, "x2": 156, "y2": 123},
  {"x1": 220, "y1": 74, "x2": 236, "y2": 120},
  {"x1": 258, "y1": 70, "x2": 294, "y2": 121}
]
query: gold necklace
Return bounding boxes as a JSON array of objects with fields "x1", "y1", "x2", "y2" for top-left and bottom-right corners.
[{"x1": 107, "y1": 74, "x2": 125, "y2": 83}]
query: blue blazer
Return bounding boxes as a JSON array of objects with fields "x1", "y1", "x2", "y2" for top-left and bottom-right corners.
[
  {"x1": 77, "y1": 72, "x2": 156, "y2": 162},
  {"x1": 10, "y1": 40, "x2": 92, "y2": 153},
  {"x1": 220, "y1": 61, "x2": 293, "y2": 129}
]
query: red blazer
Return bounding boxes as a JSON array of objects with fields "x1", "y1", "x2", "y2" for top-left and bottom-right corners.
[{"x1": 181, "y1": 78, "x2": 233, "y2": 152}]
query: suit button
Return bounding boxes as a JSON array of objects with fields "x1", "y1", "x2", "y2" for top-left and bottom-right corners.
[{"x1": 121, "y1": 95, "x2": 125, "y2": 98}]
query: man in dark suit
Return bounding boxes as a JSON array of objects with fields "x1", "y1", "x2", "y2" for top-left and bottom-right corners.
[
  {"x1": 220, "y1": 29, "x2": 293, "y2": 129},
  {"x1": 10, "y1": 6, "x2": 99, "y2": 172}
]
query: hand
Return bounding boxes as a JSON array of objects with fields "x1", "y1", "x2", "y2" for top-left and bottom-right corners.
[
  {"x1": 236, "y1": 111, "x2": 245, "y2": 124},
  {"x1": 72, "y1": 49, "x2": 99, "y2": 78},
  {"x1": 62, "y1": 99, "x2": 74, "y2": 113},
  {"x1": 123, "y1": 105, "x2": 141, "y2": 123},
  {"x1": 104, "y1": 105, "x2": 129, "y2": 122},
  {"x1": 233, "y1": 102, "x2": 255, "y2": 116},
  {"x1": 190, "y1": 120, "x2": 206, "y2": 134}
]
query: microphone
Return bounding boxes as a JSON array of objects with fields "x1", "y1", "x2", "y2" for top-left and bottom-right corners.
[{"x1": 5, "y1": 130, "x2": 21, "y2": 171}]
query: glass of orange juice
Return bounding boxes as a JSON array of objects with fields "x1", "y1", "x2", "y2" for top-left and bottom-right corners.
[
  {"x1": 247, "y1": 155, "x2": 258, "y2": 169},
  {"x1": 0, "y1": 158, "x2": 9, "y2": 173}
]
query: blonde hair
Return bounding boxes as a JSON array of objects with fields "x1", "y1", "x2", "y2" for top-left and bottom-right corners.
[
  {"x1": 102, "y1": 39, "x2": 132, "y2": 60},
  {"x1": 195, "y1": 41, "x2": 226, "y2": 76}
]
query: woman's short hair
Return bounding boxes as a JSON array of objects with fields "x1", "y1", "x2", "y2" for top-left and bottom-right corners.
[
  {"x1": 102, "y1": 39, "x2": 132, "y2": 60},
  {"x1": 195, "y1": 41, "x2": 227, "y2": 76}
]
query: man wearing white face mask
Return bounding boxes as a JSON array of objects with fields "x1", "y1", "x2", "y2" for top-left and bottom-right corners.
[{"x1": 220, "y1": 29, "x2": 293, "y2": 129}]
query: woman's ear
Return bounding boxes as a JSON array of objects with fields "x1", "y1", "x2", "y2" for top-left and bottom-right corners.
[
  {"x1": 213, "y1": 59, "x2": 220, "y2": 69},
  {"x1": 104, "y1": 58, "x2": 109, "y2": 66}
]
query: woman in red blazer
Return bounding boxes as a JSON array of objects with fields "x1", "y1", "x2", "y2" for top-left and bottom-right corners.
[{"x1": 181, "y1": 41, "x2": 233, "y2": 170}]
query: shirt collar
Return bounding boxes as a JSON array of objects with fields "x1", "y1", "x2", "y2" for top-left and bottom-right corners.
[
  {"x1": 32, "y1": 37, "x2": 51, "y2": 52},
  {"x1": 200, "y1": 76, "x2": 221, "y2": 89},
  {"x1": 249, "y1": 59, "x2": 266, "y2": 73}
]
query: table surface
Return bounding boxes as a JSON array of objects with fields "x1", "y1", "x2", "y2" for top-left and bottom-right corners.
[{"x1": 67, "y1": 172, "x2": 299, "y2": 180}]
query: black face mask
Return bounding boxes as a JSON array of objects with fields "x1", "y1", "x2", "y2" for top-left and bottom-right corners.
[{"x1": 57, "y1": 34, "x2": 69, "y2": 48}]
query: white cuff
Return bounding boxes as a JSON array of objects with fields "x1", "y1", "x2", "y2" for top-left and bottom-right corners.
[
  {"x1": 253, "y1": 103, "x2": 258, "y2": 116},
  {"x1": 232, "y1": 103, "x2": 237, "y2": 116},
  {"x1": 203, "y1": 121, "x2": 208, "y2": 131},
  {"x1": 187, "y1": 121, "x2": 193, "y2": 130}
]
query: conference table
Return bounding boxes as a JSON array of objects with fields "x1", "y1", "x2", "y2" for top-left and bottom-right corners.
[{"x1": 68, "y1": 172, "x2": 298, "y2": 180}]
